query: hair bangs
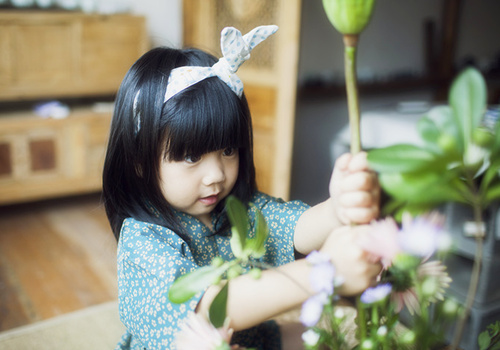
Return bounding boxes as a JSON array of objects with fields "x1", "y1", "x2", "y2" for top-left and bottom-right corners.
[{"x1": 162, "y1": 77, "x2": 250, "y2": 161}]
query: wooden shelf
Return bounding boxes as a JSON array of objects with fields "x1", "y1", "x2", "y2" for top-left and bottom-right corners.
[
  {"x1": 298, "y1": 76, "x2": 446, "y2": 100},
  {"x1": 0, "y1": 11, "x2": 148, "y2": 101},
  {"x1": 0, "y1": 12, "x2": 148, "y2": 205},
  {"x1": 0, "y1": 108, "x2": 112, "y2": 205}
]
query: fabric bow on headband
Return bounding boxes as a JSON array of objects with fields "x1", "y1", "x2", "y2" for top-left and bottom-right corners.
[{"x1": 164, "y1": 24, "x2": 279, "y2": 102}]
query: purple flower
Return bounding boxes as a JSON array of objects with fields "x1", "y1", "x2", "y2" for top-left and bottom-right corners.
[
  {"x1": 360, "y1": 283, "x2": 392, "y2": 304},
  {"x1": 300, "y1": 292, "x2": 328, "y2": 327},
  {"x1": 306, "y1": 251, "x2": 336, "y2": 295},
  {"x1": 306, "y1": 250, "x2": 331, "y2": 265},
  {"x1": 310, "y1": 261, "x2": 336, "y2": 295},
  {"x1": 398, "y1": 212, "x2": 449, "y2": 257}
]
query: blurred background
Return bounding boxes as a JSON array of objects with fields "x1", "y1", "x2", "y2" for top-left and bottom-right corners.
[{"x1": 0, "y1": 0, "x2": 499, "y2": 348}]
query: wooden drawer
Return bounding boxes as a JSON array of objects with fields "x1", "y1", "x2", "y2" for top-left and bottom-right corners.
[
  {"x1": 0, "y1": 109, "x2": 112, "y2": 204},
  {"x1": 0, "y1": 11, "x2": 148, "y2": 101}
]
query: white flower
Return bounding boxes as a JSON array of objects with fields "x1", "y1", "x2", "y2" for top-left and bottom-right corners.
[
  {"x1": 377, "y1": 325, "x2": 388, "y2": 337},
  {"x1": 302, "y1": 329, "x2": 321, "y2": 346}
]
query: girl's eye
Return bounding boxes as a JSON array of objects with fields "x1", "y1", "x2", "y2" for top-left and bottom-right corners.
[
  {"x1": 223, "y1": 148, "x2": 236, "y2": 157},
  {"x1": 184, "y1": 154, "x2": 201, "y2": 163}
]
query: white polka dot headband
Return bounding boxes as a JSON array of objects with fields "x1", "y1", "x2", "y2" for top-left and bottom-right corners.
[
  {"x1": 164, "y1": 25, "x2": 279, "y2": 102},
  {"x1": 133, "y1": 25, "x2": 278, "y2": 134}
]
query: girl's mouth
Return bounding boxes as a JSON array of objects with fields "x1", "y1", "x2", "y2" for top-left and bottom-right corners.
[{"x1": 199, "y1": 195, "x2": 219, "y2": 206}]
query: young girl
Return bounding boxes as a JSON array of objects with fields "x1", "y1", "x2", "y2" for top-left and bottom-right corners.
[{"x1": 102, "y1": 25, "x2": 381, "y2": 350}]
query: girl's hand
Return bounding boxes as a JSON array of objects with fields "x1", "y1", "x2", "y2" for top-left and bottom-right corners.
[
  {"x1": 320, "y1": 225, "x2": 382, "y2": 296},
  {"x1": 329, "y1": 152, "x2": 380, "y2": 225}
]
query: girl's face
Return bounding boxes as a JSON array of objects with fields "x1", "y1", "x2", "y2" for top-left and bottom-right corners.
[{"x1": 159, "y1": 147, "x2": 239, "y2": 228}]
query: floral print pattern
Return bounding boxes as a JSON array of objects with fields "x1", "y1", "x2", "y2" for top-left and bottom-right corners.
[{"x1": 115, "y1": 192, "x2": 309, "y2": 350}]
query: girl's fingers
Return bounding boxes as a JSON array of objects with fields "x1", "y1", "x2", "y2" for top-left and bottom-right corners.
[
  {"x1": 338, "y1": 171, "x2": 379, "y2": 192},
  {"x1": 347, "y1": 151, "x2": 369, "y2": 172},
  {"x1": 337, "y1": 206, "x2": 379, "y2": 224},
  {"x1": 334, "y1": 153, "x2": 353, "y2": 172},
  {"x1": 338, "y1": 191, "x2": 377, "y2": 207}
]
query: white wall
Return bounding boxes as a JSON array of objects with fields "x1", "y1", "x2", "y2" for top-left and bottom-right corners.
[
  {"x1": 126, "y1": 0, "x2": 500, "y2": 77},
  {"x1": 300, "y1": 0, "x2": 440, "y2": 83},
  {"x1": 299, "y1": 0, "x2": 500, "y2": 84},
  {"x1": 129, "y1": 0, "x2": 182, "y2": 48}
]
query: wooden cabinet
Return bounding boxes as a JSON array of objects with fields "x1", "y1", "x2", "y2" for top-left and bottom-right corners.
[
  {"x1": 0, "y1": 11, "x2": 147, "y2": 100},
  {"x1": 0, "y1": 12, "x2": 148, "y2": 205},
  {"x1": 0, "y1": 108, "x2": 112, "y2": 204}
]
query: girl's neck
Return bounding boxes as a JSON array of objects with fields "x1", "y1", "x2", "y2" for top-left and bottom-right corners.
[{"x1": 197, "y1": 214, "x2": 213, "y2": 231}]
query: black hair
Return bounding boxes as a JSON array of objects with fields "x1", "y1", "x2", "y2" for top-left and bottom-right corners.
[{"x1": 102, "y1": 47, "x2": 257, "y2": 240}]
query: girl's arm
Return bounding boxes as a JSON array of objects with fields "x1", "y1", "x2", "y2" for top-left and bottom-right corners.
[
  {"x1": 197, "y1": 225, "x2": 381, "y2": 331},
  {"x1": 294, "y1": 152, "x2": 380, "y2": 254}
]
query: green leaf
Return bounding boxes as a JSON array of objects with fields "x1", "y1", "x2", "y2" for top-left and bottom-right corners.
[
  {"x1": 487, "y1": 320, "x2": 500, "y2": 336},
  {"x1": 381, "y1": 198, "x2": 405, "y2": 216},
  {"x1": 418, "y1": 105, "x2": 463, "y2": 153},
  {"x1": 485, "y1": 183, "x2": 500, "y2": 206},
  {"x1": 449, "y1": 67, "x2": 487, "y2": 151},
  {"x1": 226, "y1": 196, "x2": 249, "y2": 259},
  {"x1": 168, "y1": 265, "x2": 228, "y2": 304},
  {"x1": 245, "y1": 205, "x2": 269, "y2": 259},
  {"x1": 478, "y1": 330, "x2": 491, "y2": 350},
  {"x1": 379, "y1": 171, "x2": 466, "y2": 205},
  {"x1": 367, "y1": 144, "x2": 440, "y2": 173},
  {"x1": 209, "y1": 281, "x2": 229, "y2": 328},
  {"x1": 417, "y1": 116, "x2": 441, "y2": 149},
  {"x1": 493, "y1": 111, "x2": 500, "y2": 151},
  {"x1": 480, "y1": 158, "x2": 500, "y2": 194},
  {"x1": 387, "y1": 201, "x2": 436, "y2": 222}
]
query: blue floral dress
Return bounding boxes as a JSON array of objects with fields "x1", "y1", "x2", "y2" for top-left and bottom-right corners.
[{"x1": 115, "y1": 192, "x2": 309, "y2": 350}]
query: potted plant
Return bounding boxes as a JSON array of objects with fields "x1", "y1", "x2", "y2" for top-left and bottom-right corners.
[{"x1": 366, "y1": 66, "x2": 500, "y2": 349}]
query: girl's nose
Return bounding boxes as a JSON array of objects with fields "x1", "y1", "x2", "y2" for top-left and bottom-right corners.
[{"x1": 202, "y1": 155, "x2": 226, "y2": 186}]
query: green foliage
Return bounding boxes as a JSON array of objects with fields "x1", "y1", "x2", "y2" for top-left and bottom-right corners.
[
  {"x1": 367, "y1": 67, "x2": 500, "y2": 218},
  {"x1": 227, "y1": 195, "x2": 249, "y2": 259},
  {"x1": 243, "y1": 206, "x2": 268, "y2": 259},
  {"x1": 209, "y1": 281, "x2": 229, "y2": 328},
  {"x1": 169, "y1": 196, "x2": 269, "y2": 329},
  {"x1": 449, "y1": 67, "x2": 487, "y2": 150},
  {"x1": 479, "y1": 321, "x2": 500, "y2": 350},
  {"x1": 168, "y1": 264, "x2": 229, "y2": 304}
]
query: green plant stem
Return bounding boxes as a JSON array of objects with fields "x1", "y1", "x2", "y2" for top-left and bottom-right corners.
[
  {"x1": 356, "y1": 297, "x2": 368, "y2": 340},
  {"x1": 343, "y1": 34, "x2": 362, "y2": 154},
  {"x1": 450, "y1": 179, "x2": 485, "y2": 350}
]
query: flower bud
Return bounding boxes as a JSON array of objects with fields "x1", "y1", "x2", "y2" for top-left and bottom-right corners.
[
  {"x1": 463, "y1": 143, "x2": 488, "y2": 171},
  {"x1": 443, "y1": 298, "x2": 459, "y2": 316},
  {"x1": 211, "y1": 256, "x2": 224, "y2": 267},
  {"x1": 401, "y1": 330, "x2": 416, "y2": 344},
  {"x1": 421, "y1": 277, "x2": 439, "y2": 298},
  {"x1": 334, "y1": 308, "x2": 345, "y2": 320},
  {"x1": 377, "y1": 325, "x2": 388, "y2": 338},
  {"x1": 322, "y1": 0, "x2": 376, "y2": 35},
  {"x1": 361, "y1": 339, "x2": 375, "y2": 349},
  {"x1": 473, "y1": 127, "x2": 495, "y2": 148},
  {"x1": 302, "y1": 329, "x2": 321, "y2": 347},
  {"x1": 437, "y1": 133, "x2": 458, "y2": 153},
  {"x1": 249, "y1": 268, "x2": 262, "y2": 280},
  {"x1": 227, "y1": 265, "x2": 242, "y2": 280}
]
